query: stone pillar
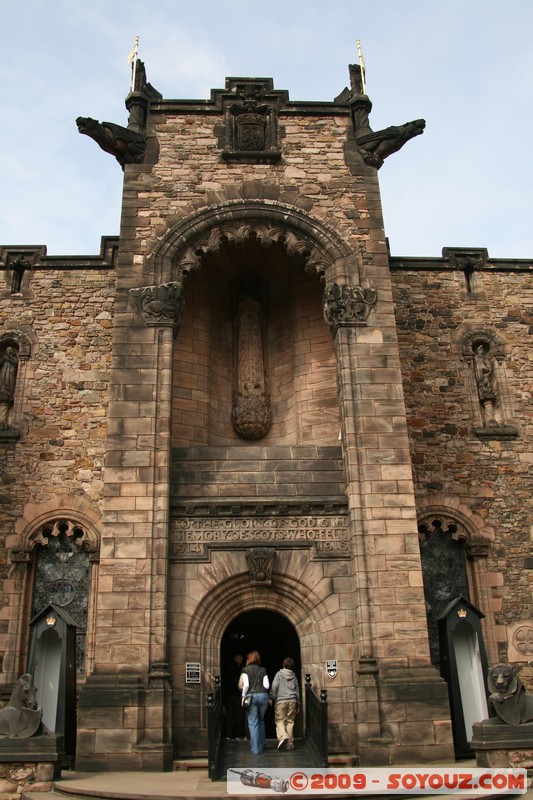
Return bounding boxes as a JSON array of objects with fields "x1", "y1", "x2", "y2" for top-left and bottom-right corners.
[
  {"x1": 324, "y1": 277, "x2": 454, "y2": 764},
  {"x1": 76, "y1": 280, "x2": 182, "y2": 771}
]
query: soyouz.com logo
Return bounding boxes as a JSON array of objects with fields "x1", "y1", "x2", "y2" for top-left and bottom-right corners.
[{"x1": 227, "y1": 767, "x2": 527, "y2": 795}]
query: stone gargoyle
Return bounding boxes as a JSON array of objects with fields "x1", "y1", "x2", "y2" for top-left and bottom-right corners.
[
  {"x1": 0, "y1": 673, "x2": 42, "y2": 738},
  {"x1": 76, "y1": 117, "x2": 146, "y2": 168},
  {"x1": 486, "y1": 663, "x2": 533, "y2": 725},
  {"x1": 356, "y1": 119, "x2": 426, "y2": 169},
  {"x1": 345, "y1": 64, "x2": 426, "y2": 169}
]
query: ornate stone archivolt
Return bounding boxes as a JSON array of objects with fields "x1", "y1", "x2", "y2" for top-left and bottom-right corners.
[
  {"x1": 322, "y1": 282, "x2": 377, "y2": 334},
  {"x1": 177, "y1": 221, "x2": 330, "y2": 284},
  {"x1": 150, "y1": 201, "x2": 358, "y2": 288},
  {"x1": 129, "y1": 281, "x2": 185, "y2": 336}
]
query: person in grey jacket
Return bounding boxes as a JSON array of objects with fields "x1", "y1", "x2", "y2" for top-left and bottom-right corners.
[{"x1": 269, "y1": 657, "x2": 300, "y2": 750}]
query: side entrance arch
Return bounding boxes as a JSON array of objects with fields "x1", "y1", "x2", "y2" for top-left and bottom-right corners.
[{"x1": 221, "y1": 609, "x2": 301, "y2": 739}]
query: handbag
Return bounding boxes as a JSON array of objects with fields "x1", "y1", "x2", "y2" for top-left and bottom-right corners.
[{"x1": 242, "y1": 692, "x2": 253, "y2": 708}]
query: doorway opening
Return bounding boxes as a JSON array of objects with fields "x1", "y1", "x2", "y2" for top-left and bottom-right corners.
[{"x1": 220, "y1": 609, "x2": 301, "y2": 739}]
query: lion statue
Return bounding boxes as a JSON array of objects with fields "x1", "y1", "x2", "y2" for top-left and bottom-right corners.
[
  {"x1": 487, "y1": 664, "x2": 533, "y2": 725},
  {"x1": 0, "y1": 673, "x2": 42, "y2": 738}
]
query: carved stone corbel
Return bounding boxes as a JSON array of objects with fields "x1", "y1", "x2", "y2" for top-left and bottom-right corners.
[
  {"x1": 323, "y1": 282, "x2": 377, "y2": 335},
  {"x1": 246, "y1": 547, "x2": 274, "y2": 586},
  {"x1": 129, "y1": 282, "x2": 185, "y2": 337}
]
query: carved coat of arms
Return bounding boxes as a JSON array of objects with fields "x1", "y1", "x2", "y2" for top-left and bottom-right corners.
[{"x1": 234, "y1": 112, "x2": 266, "y2": 151}]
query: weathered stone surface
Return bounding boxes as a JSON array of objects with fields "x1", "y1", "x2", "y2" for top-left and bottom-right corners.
[{"x1": 2, "y1": 72, "x2": 530, "y2": 773}]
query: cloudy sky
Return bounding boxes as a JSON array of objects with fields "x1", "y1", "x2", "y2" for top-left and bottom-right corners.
[{"x1": 1, "y1": 0, "x2": 532, "y2": 258}]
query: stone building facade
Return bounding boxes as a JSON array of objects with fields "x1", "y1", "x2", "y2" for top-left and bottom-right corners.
[{"x1": 0, "y1": 63, "x2": 531, "y2": 771}]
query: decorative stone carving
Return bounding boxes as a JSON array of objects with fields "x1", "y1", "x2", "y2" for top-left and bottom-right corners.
[
  {"x1": 0, "y1": 674, "x2": 42, "y2": 739},
  {"x1": 246, "y1": 547, "x2": 274, "y2": 585},
  {"x1": 76, "y1": 116, "x2": 146, "y2": 168},
  {"x1": 485, "y1": 664, "x2": 533, "y2": 725},
  {"x1": 129, "y1": 282, "x2": 185, "y2": 336},
  {"x1": 323, "y1": 283, "x2": 377, "y2": 333},
  {"x1": 418, "y1": 516, "x2": 469, "y2": 667},
  {"x1": 0, "y1": 344, "x2": 19, "y2": 430},
  {"x1": 170, "y1": 503, "x2": 350, "y2": 562},
  {"x1": 221, "y1": 80, "x2": 281, "y2": 162},
  {"x1": 232, "y1": 283, "x2": 271, "y2": 440},
  {"x1": 347, "y1": 64, "x2": 426, "y2": 169},
  {"x1": 31, "y1": 520, "x2": 93, "y2": 673},
  {"x1": 511, "y1": 624, "x2": 533, "y2": 659},
  {"x1": 473, "y1": 342, "x2": 497, "y2": 425},
  {"x1": 460, "y1": 330, "x2": 518, "y2": 438}
]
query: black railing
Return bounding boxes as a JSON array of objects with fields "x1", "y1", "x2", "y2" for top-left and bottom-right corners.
[
  {"x1": 207, "y1": 675, "x2": 224, "y2": 780},
  {"x1": 304, "y1": 674, "x2": 328, "y2": 767}
]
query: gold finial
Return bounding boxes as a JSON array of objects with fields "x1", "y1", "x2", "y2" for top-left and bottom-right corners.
[
  {"x1": 127, "y1": 36, "x2": 140, "y2": 92},
  {"x1": 356, "y1": 39, "x2": 366, "y2": 94}
]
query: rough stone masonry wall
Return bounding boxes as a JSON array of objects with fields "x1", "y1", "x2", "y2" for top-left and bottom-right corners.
[
  {"x1": 0, "y1": 266, "x2": 114, "y2": 677},
  {"x1": 141, "y1": 111, "x2": 366, "y2": 252},
  {"x1": 391, "y1": 266, "x2": 533, "y2": 664}
]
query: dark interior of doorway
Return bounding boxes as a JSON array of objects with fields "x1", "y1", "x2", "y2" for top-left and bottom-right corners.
[{"x1": 221, "y1": 609, "x2": 301, "y2": 739}]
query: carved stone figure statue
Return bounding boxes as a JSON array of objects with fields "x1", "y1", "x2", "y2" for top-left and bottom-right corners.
[
  {"x1": 0, "y1": 346, "x2": 19, "y2": 430},
  {"x1": 0, "y1": 673, "x2": 42, "y2": 738},
  {"x1": 486, "y1": 664, "x2": 533, "y2": 725},
  {"x1": 474, "y1": 343, "x2": 497, "y2": 425},
  {"x1": 474, "y1": 344, "x2": 494, "y2": 396}
]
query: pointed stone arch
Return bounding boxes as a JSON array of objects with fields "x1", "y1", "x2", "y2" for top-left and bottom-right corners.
[
  {"x1": 4, "y1": 495, "x2": 101, "y2": 680},
  {"x1": 11, "y1": 494, "x2": 101, "y2": 552},
  {"x1": 416, "y1": 494, "x2": 499, "y2": 664},
  {"x1": 150, "y1": 200, "x2": 358, "y2": 286}
]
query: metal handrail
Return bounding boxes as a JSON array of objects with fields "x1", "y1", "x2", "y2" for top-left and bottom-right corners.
[
  {"x1": 304, "y1": 674, "x2": 328, "y2": 767},
  {"x1": 207, "y1": 675, "x2": 224, "y2": 780}
]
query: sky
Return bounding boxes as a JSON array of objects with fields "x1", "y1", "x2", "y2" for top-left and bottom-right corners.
[{"x1": 1, "y1": 0, "x2": 532, "y2": 259}]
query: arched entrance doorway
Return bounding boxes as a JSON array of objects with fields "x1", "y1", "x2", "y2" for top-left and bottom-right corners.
[{"x1": 221, "y1": 609, "x2": 301, "y2": 739}]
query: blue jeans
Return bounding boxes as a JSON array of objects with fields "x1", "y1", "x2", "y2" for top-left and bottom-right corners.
[{"x1": 246, "y1": 692, "x2": 269, "y2": 754}]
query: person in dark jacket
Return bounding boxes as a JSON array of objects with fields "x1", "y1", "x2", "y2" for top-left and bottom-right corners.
[
  {"x1": 224, "y1": 653, "x2": 244, "y2": 740},
  {"x1": 269, "y1": 657, "x2": 300, "y2": 749},
  {"x1": 241, "y1": 650, "x2": 270, "y2": 755}
]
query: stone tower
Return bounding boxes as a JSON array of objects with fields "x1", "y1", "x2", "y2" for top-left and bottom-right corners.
[
  {"x1": 0, "y1": 61, "x2": 472, "y2": 771},
  {"x1": 71, "y1": 63, "x2": 452, "y2": 769}
]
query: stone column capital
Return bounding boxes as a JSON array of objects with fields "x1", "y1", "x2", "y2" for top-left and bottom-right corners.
[
  {"x1": 129, "y1": 281, "x2": 185, "y2": 336},
  {"x1": 323, "y1": 283, "x2": 377, "y2": 336}
]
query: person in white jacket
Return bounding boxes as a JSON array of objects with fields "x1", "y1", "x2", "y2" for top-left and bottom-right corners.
[
  {"x1": 269, "y1": 657, "x2": 300, "y2": 750},
  {"x1": 240, "y1": 651, "x2": 270, "y2": 755}
]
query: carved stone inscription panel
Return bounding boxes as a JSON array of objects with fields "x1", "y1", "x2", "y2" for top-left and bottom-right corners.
[{"x1": 170, "y1": 512, "x2": 350, "y2": 561}]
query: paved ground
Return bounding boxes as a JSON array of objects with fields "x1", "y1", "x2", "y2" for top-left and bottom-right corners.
[{"x1": 22, "y1": 742, "x2": 532, "y2": 800}]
